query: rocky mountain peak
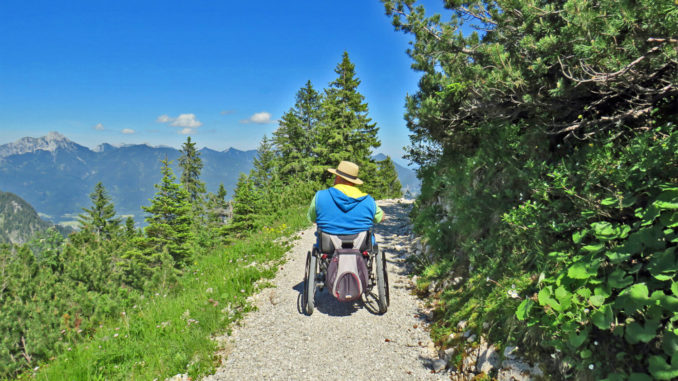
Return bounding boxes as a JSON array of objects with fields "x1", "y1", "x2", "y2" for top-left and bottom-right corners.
[{"x1": 0, "y1": 131, "x2": 84, "y2": 158}]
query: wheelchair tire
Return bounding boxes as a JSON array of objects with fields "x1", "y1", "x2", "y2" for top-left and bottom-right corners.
[
  {"x1": 303, "y1": 250, "x2": 317, "y2": 315},
  {"x1": 375, "y1": 249, "x2": 388, "y2": 314}
]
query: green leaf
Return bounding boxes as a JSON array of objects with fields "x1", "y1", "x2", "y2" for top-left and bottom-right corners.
[
  {"x1": 555, "y1": 286, "x2": 572, "y2": 309},
  {"x1": 621, "y1": 194, "x2": 638, "y2": 208},
  {"x1": 616, "y1": 283, "x2": 650, "y2": 312},
  {"x1": 582, "y1": 243, "x2": 605, "y2": 253},
  {"x1": 641, "y1": 205, "x2": 661, "y2": 226},
  {"x1": 630, "y1": 226, "x2": 666, "y2": 252},
  {"x1": 538, "y1": 287, "x2": 551, "y2": 305},
  {"x1": 654, "y1": 201, "x2": 678, "y2": 210},
  {"x1": 591, "y1": 304, "x2": 614, "y2": 330},
  {"x1": 662, "y1": 330, "x2": 678, "y2": 356},
  {"x1": 671, "y1": 282, "x2": 678, "y2": 297},
  {"x1": 516, "y1": 299, "x2": 534, "y2": 321},
  {"x1": 572, "y1": 230, "x2": 586, "y2": 244},
  {"x1": 580, "y1": 349, "x2": 592, "y2": 359},
  {"x1": 648, "y1": 247, "x2": 678, "y2": 280},
  {"x1": 589, "y1": 294, "x2": 606, "y2": 307},
  {"x1": 627, "y1": 283, "x2": 650, "y2": 299},
  {"x1": 592, "y1": 222, "x2": 618, "y2": 240},
  {"x1": 650, "y1": 291, "x2": 678, "y2": 312},
  {"x1": 538, "y1": 287, "x2": 562, "y2": 312},
  {"x1": 607, "y1": 268, "x2": 633, "y2": 289},
  {"x1": 577, "y1": 288, "x2": 592, "y2": 299},
  {"x1": 625, "y1": 320, "x2": 659, "y2": 344},
  {"x1": 649, "y1": 354, "x2": 678, "y2": 380},
  {"x1": 605, "y1": 249, "x2": 632, "y2": 264},
  {"x1": 568, "y1": 329, "x2": 588, "y2": 348},
  {"x1": 568, "y1": 261, "x2": 599, "y2": 280},
  {"x1": 618, "y1": 225, "x2": 631, "y2": 239},
  {"x1": 601, "y1": 197, "x2": 617, "y2": 206},
  {"x1": 594, "y1": 285, "x2": 612, "y2": 298}
]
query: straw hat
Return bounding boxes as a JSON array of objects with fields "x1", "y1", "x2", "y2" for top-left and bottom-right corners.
[{"x1": 327, "y1": 160, "x2": 363, "y2": 185}]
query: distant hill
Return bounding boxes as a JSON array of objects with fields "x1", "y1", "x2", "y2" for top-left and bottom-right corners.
[
  {"x1": 0, "y1": 190, "x2": 67, "y2": 244},
  {"x1": 0, "y1": 132, "x2": 258, "y2": 224},
  {"x1": 373, "y1": 153, "x2": 420, "y2": 196}
]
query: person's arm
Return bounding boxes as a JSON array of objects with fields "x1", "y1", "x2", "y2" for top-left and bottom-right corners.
[
  {"x1": 307, "y1": 194, "x2": 318, "y2": 223},
  {"x1": 374, "y1": 205, "x2": 384, "y2": 223}
]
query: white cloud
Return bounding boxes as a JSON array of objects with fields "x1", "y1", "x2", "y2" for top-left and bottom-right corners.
[
  {"x1": 122, "y1": 128, "x2": 135, "y2": 134},
  {"x1": 156, "y1": 113, "x2": 202, "y2": 134},
  {"x1": 241, "y1": 111, "x2": 272, "y2": 124},
  {"x1": 171, "y1": 113, "x2": 202, "y2": 128},
  {"x1": 93, "y1": 123, "x2": 105, "y2": 131},
  {"x1": 156, "y1": 114, "x2": 172, "y2": 123}
]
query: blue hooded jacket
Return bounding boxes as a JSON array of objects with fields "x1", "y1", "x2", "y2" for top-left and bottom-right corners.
[{"x1": 314, "y1": 187, "x2": 377, "y2": 235}]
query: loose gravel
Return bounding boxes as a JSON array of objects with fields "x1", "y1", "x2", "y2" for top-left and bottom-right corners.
[{"x1": 203, "y1": 199, "x2": 448, "y2": 381}]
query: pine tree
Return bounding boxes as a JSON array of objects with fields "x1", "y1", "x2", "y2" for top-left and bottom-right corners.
[
  {"x1": 375, "y1": 156, "x2": 403, "y2": 199},
  {"x1": 77, "y1": 182, "x2": 121, "y2": 239},
  {"x1": 206, "y1": 184, "x2": 230, "y2": 225},
  {"x1": 314, "y1": 52, "x2": 381, "y2": 186},
  {"x1": 250, "y1": 135, "x2": 278, "y2": 189},
  {"x1": 273, "y1": 80, "x2": 322, "y2": 180},
  {"x1": 178, "y1": 136, "x2": 206, "y2": 205},
  {"x1": 226, "y1": 173, "x2": 262, "y2": 234},
  {"x1": 140, "y1": 158, "x2": 193, "y2": 267},
  {"x1": 125, "y1": 216, "x2": 136, "y2": 237}
]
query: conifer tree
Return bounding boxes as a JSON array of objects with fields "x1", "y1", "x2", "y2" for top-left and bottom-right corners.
[
  {"x1": 178, "y1": 136, "x2": 206, "y2": 205},
  {"x1": 125, "y1": 216, "x2": 136, "y2": 237},
  {"x1": 250, "y1": 135, "x2": 278, "y2": 189},
  {"x1": 273, "y1": 80, "x2": 322, "y2": 180},
  {"x1": 314, "y1": 52, "x2": 381, "y2": 186},
  {"x1": 77, "y1": 182, "x2": 121, "y2": 239},
  {"x1": 141, "y1": 158, "x2": 193, "y2": 267},
  {"x1": 375, "y1": 156, "x2": 403, "y2": 199},
  {"x1": 227, "y1": 173, "x2": 262, "y2": 234},
  {"x1": 206, "y1": 184, "x2": 230, "y2": 225}
]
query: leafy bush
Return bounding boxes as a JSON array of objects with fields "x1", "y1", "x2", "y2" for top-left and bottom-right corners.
[{"x1": 381, "y1": 0, "x2": 677, "y2": 378}]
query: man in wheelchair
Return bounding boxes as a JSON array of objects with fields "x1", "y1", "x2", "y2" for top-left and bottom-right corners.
[
  {"x1": 307, "y1": 160, "x2": 384, "y2": 235},
  {"x1": 303, "y1": 160, "x2": 389, "y2": 314}
]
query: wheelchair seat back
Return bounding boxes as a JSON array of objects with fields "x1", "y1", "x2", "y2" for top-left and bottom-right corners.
[{"x1": 318, "y1": 230, "x2": 370, "y2": 254}]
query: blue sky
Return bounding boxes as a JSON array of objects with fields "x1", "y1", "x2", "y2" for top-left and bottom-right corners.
[{"x1": 0, "y1": 0, "x2": 448, "y2": 166}]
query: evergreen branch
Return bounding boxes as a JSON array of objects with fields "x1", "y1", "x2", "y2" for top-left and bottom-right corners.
[
  {"x1": 558, "y1": 46, "x2": 663, "y2": 85},
  {"x1": 457, "y1": 5, "x2": 497, "y2": 26},
  {"x1": 20, "y1": 336, "x2": 31, "y2": 364}
]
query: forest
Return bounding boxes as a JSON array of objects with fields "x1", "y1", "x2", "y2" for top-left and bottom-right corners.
[
  {"x1": 0, "y1": 53, "x2": 401, "y2": 379},
  {"x1": 381, "y1": 0, "x2": 677, "y2": 379}
]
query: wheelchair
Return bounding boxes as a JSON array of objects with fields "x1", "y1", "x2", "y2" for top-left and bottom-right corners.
[{"x1": 302, "y1": 227, "x2": 390, "y2": 315}]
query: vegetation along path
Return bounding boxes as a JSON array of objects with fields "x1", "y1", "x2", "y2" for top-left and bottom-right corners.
[{"x1": 203, "y1": 199, "x2": 447, "y2": 380}]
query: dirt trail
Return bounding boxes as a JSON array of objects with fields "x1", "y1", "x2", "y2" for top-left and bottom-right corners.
[{"x1": 203, "y1": 199, "x2": 447, "y2": 380}]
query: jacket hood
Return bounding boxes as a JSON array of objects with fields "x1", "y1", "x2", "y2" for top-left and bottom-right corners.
[{"x1": 328, "y1": 187, "x2": 368, "y2": 213}]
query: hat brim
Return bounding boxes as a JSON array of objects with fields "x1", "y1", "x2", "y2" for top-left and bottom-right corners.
[{"x1": 327, "y1": 168, "x2": 363, "y2": 185}]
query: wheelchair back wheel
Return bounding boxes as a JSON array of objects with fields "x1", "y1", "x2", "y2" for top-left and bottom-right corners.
[
  {"x1": 375, "y1": 249, "x2": 389, "y2": 314},
  {"x1": 303, "y1": 250, "x2": 317, "y2": 315}
]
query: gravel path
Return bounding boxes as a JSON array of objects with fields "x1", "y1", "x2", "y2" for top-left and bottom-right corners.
[{"x1": 203, "y1": 199, "x2": 448, "y2": 381}]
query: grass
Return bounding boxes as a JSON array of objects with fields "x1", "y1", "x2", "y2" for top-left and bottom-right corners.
[{"x1": 22, "y1": 205, "x2": 309, "y2": 381}]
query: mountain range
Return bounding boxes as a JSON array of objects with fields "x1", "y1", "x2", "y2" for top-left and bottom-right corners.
[
  {"x1": 0, "y1": 132, "x2": 419, "y2": 226},
  {"x1": 0, "y1": 132, "x2": 257, "y2": 225}
]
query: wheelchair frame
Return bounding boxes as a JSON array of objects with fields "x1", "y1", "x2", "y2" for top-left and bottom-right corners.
[{"x1": 302, "y1": 227, "x2": 390, "y2": 315}]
